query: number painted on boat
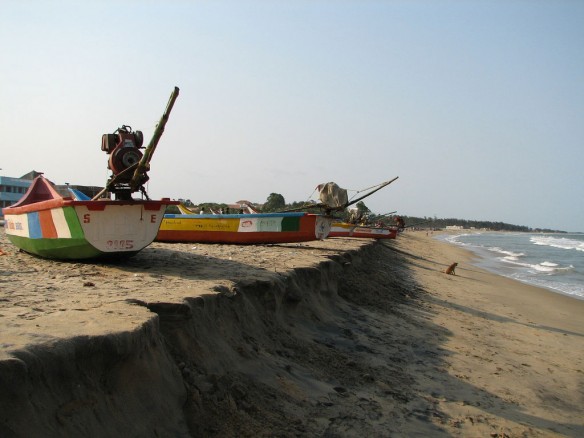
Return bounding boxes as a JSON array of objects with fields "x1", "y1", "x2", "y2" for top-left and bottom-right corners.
[
  {"x1": 83, "y1": 214, "x2": 91, "y2": 223},
  {"x1": 106, "y1": 240, "x2": 134, "y2": 250}
]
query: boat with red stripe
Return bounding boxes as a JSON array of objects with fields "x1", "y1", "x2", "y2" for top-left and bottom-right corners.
[{"x1": 2, "y1": 87, "x2": 180, "y2": 260}]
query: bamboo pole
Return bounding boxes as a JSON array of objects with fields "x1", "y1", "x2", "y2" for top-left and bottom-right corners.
[{"x1": 129, "y1": 86, "x2": 180, "y2": 190}]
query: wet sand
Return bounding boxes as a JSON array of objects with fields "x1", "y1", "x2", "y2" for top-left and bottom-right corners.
[{"x1": 0, "y1": 228, "x2": 583, "y2": 437}]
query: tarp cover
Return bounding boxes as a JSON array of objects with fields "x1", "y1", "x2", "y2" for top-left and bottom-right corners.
[{"x1": 318, "y1": 182, "x2": 348, "y2": 209}]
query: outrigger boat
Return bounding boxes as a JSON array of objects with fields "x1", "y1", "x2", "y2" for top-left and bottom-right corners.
[
  {"x1": 329, "y1": 223, "x2": 398, "y2": 239},
  {"x1": 330, "y1": 209, "x2": 399, "y2": 240},
  {"x1": 156, "y1": 177, "x2": 398, "y2": 245},
  {"x1": 157, "y1": 205, "x2": 332, "y2": 244},
  {"x1": 2, "y1": 87, "x2": 180, "y2": 260}
]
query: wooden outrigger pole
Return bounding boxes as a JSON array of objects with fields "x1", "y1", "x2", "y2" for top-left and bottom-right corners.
[
  {"x1": 344, "y1": 177, "x2": 399, "y2": 208},
  {"x1": 129, "y1": 86, "x2": 180, "y2": 191},
  {"x1": 92, "y1": 87, "x2": 180, "y2": 200},
  {"x1": 281, "y1": 176, "x2": 399, "y2": 214},
  {"x1": 376, "y1": 211, "x2": 398, "y2": 217}
]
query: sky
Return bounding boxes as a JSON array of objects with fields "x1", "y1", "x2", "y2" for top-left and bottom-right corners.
[{"x1": 1, "y1": 1, "x2": 583, "y2": 232}]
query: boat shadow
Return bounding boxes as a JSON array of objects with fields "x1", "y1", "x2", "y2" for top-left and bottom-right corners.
[{"x1": 96, "y1": 244, "x2": 290, "y2": 283}]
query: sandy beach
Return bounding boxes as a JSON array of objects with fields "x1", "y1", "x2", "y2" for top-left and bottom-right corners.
[{"x1": 1, "y1": 228, "x2": 583, "y2": 437}]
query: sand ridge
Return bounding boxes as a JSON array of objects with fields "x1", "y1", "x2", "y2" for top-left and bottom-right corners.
[{"x1": 1, "y1": 229, "x2": 583, "y2": 437}]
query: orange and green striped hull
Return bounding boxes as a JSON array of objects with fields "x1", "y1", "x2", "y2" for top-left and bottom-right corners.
[{"x1": 3, "y1": 200, "x2": 173, "y2": 260}]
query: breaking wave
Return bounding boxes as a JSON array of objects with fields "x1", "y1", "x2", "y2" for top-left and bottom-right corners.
[
  {"x1": 440, "y1": 232, "x2": 584, "y2": 299},
  {"x1": 487, "y1": 246, "x2": 525, "y2": 262},
  {"x1": 531, "y1": 236, "x2": 584, "y2": 252}
]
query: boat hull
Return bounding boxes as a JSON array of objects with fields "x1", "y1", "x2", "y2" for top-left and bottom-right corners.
[
  {"x1": 329, "y1": 222, "x2": 397, "y2": 239},
  {"x1": 3, "y1": 201, "x2": 171, "y2": 260},
  {"x1": 157, "y1": 212, "x2": 332, "y2": 244}
]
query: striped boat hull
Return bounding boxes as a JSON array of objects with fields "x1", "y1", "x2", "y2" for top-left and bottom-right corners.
[
  {"x1": 4, "y1": 202, "x2": 171, "y2": 260},
  {"x1": 157, "y1": 212, "x2": 332, "y2": 244}
]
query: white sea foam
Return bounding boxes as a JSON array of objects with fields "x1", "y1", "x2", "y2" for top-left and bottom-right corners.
[
  {"x1": 488, "y1": 246, "x2": 524, "y2": 260},
  {"x1": 513, "y1": 274, "x2": 584, "y2": 299},
  {"x1": 499, "y1": 257, "x2": 573, "y2": 274},
  {"x1": 533, "y1": 263, "x2": 559, "y2": 273},
  {"x1": 531, "y1": 236, "x2": 584, "y2": 252},
  {"x1": 440, "y1": 232, "x2": 584, "y2": 299},
  {"x1": 444, "y1": 233, "x2": 474, "y2": 245}
]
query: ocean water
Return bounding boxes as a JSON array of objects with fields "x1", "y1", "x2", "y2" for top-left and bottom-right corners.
[{"x1": 439, "y1": 232, "x2": 584, "y2": 300}]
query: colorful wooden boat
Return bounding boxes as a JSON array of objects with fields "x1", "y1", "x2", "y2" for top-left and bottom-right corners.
[
  {"x1": 156, "y1": 212, "x2": 332, "y2": 244},
  {"x1": 156, "y1": 176, "x2": 400, "y2": 245},
  {"x1": 2, "y1": 176, "x2": 176, "y2": 259},
  {"x1": 329, "y1": 222, "x2": 398, "y2": 239},
  {"x1": 2, "y1": 87, "x2": 181, "y2": 260}
]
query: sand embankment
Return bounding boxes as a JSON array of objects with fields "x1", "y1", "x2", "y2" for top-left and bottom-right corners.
[{"x1": 1, "y1": 229, "x2": 583, "y2": 437}]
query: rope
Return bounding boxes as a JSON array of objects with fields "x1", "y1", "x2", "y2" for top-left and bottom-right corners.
[
  {"x1": 346, "y1": 181, "x2": 386, "y2": 202},
  {"x1": 348, "y1": 181, "x2": 387, "y2": 194},
  {"x1": 304, "y1": 187, "x2": 318, "y2": 204}
]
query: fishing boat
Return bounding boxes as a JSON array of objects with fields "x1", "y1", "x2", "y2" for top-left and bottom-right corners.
[
  {"x1": 156, "y1": 177, "x2": 398, "y2": 245},
  {"x1": 2, "y1": 87, "x2": 180, "y2": 260},
  {"x1": 3, "y1": 177, "x2": 176, "y2": 259},
  {"x1": 328, "y1": 222, "x2": 398, "y2": 239},
  {"x1": 156, "y1": 209, "x2": 332, "y2": 244},
  {"x1": 329, "y1": 208, "x2": 399, "y2": 239}
]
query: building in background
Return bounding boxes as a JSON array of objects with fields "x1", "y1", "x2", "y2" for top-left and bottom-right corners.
[
  {"x1": 0, "y1": 171, "x2": 104, "y2": 216},
  {"x1": 0, "y1": 171, "x2": 42, "y2": 209}
]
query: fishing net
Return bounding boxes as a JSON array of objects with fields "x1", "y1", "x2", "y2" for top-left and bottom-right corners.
[{"x1": 318, "y1": 182, "x2": 348, "y2": 209}]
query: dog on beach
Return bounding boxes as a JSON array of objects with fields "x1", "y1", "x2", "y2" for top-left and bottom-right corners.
[{"x1": 444, "y1": 262, "x2": 457, "y2": 275}]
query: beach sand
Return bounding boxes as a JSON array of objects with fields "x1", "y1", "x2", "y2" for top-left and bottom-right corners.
[{"x1": 0, "y1": 228, "x2": 583, "y2": 437}]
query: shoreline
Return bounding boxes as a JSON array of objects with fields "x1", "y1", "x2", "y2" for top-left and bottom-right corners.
[
  {"x1": 413, "y1": 229, "x2": 584, "y2": 333},
  {"x1": 400, "y1": 230, "x2": 584, "y2": 436},
  {"x1": 435, "y1": 230, "x2": 584, "y2": 302},
  {"x1": 1, "y1": 229, "x2": 583, "y2": 436}
]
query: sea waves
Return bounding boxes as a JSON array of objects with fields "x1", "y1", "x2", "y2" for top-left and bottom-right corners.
[
  {"x1": 487, "y1": 247, "x2": 525, "y2": 262},
  {"x1": 441, "y1": 232, "x2": 584, "y2": 300},
  {"x1": 531, "y1": 235, "x2": 584, "y2": 252},
  {"x1": 486, "y1": 246, "x2": 573, "y2": 273},
  {"x1": 501, "y1": 258, "x2": 574, "y2": 274}
]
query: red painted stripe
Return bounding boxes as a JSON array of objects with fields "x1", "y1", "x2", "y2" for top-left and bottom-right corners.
[
  {"x1": 85, "y1": 204, "x2": 107, "y2": 211},
  {"x1": 156, "y1": 230, "x2": 317, "y2": 244},
  {"x1": 4, "y1": 199, "x2": 177, "y2": 215},
  {"x1": 39, "y1": 210, "x2": 58, "y2": 238},
  {"x1": 3, "y1": 198, "x2": 66, "y2": 215},
  {"x1": 144, "y1": 203, "x2": 165, "y2": 211},
  {"x1": 82, "y1": 200, "x2": 176, "y2": 211}
]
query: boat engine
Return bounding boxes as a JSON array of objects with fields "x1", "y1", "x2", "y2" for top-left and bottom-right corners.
[
  {"x1": 101, "y1": 125, "x2": 144, "y2": 177},
  {"x1": 101, "y1": 125, "x2": 147, "y2": 198}
]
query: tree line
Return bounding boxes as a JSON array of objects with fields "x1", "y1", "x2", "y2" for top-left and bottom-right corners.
[
  {"x1": 168, "y1": 193, "x2": 564, "y2": 233},
  {"x1": 389, "y1": 215, "x2": 565, "y2": 233}
]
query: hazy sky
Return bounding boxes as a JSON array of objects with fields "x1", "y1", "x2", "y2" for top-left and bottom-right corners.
[{"x1": 1, "y1": 1, "x2": 582, "y2": 232}]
